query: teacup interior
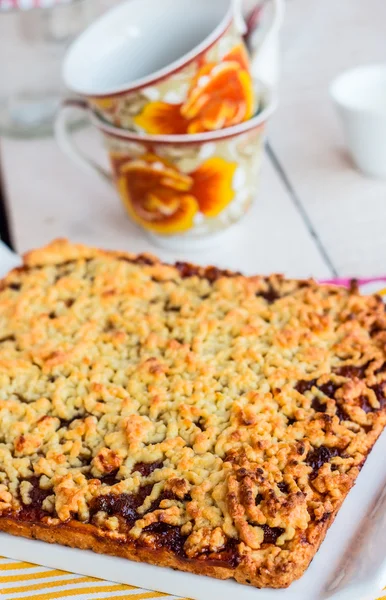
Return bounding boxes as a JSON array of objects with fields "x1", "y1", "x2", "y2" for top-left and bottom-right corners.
[{"x1": 64, "y1": 0, "x2": 231, "y2": 95}]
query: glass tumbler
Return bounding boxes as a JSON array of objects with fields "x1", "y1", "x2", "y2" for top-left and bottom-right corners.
[{"x1": 0, "y1": 0, "x2": 99, "y2": 138}]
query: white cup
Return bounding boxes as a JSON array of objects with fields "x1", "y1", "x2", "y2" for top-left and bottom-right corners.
[{"x1": 330, "y1": 64, "x2": 386, "y2": 179}]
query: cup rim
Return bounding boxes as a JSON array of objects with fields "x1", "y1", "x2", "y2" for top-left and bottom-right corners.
[
  {"x1": 63, "y1": 0, "x2": 234, "y2": 98},
  {"x1": 330, "y1": 63, "x2": 386, "y2": 115},
  {"x1": 75, "y1": 87, "x2": 277, "y2": 144}
]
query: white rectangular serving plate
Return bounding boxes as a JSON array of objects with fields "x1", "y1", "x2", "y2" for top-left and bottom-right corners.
[{"x1": 0, "y1": 242, "x2": 385, "y2": 600}]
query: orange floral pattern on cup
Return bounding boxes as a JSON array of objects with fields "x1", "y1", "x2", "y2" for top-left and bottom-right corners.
[
  {"x1": 111, "y1": 153, "x2": 237, "y2": 234},
  {"x1": 133, "y1": 44, "x2": 254, "y2": 135}
]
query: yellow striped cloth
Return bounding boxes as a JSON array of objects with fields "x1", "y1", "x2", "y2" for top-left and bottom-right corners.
[
  {"x1": 0, "y1": 556, "x2": 188, "y2": 600},
  {"x1": 0, "y1": 556, "x2": 383, "y2": 600}
]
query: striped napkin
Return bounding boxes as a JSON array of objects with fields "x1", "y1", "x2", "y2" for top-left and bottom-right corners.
[
  {"x1": 0, "y1": 556, "x2": 185, "y2": 600},
  {"x1": 0, "y1": 274, "x2": 385, "y2": 599},
  {"x1": 0, "y1": 555, "x2": 383, "y2": 600},
  {"x1": 0, "y1": 0, "x2": 74, "y2": 11}
]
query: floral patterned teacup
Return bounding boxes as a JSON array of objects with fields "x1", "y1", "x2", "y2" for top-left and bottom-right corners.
[
  {"x1": 55, "y1": 86, "x2": 276, "y2": 249},
  {"x1": 62, "y1": 0, "x2": 283, "y2": 135}
]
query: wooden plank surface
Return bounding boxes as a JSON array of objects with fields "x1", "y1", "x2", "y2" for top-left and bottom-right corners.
[
  {"x1": 0, "y1": 128, "x2": 331, "y2": 277},
  {"x1": 269, "y1": 0, "x2": 386, "y2": 276}
]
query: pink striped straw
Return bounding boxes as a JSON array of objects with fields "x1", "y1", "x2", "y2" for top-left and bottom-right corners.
[
  {"x1": 0, "y1": 0, "x2": 72, "y2": 9},
  {"x1": 321, "y1": 277, "x2": 386, "y2": 287}
]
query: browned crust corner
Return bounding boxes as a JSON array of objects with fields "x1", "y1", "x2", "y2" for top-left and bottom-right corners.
[
  {"x1": 22, "y1": 238, "x2": 244, "y2": 283},
  {"x1": 22, "y1": 238, "x2": 158, "y2": 268}
]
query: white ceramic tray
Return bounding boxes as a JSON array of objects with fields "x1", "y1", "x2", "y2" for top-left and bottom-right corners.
[{"x1": 0, "y1": 242, "x2": 385, "y2": 600}]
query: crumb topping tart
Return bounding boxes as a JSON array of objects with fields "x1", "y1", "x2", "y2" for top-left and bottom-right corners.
[{"x1": 0, "y1": 239, "x2": 385, "y2": 589}]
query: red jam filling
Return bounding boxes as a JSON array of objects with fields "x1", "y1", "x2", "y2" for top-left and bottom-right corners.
[
  {"x1": 17, "y1": 477, "x2": 51, "y2": 522},
  {"x1": 260, "y1": 525, "x2": 285, "y2": 544},
  {"x1": 306, "y1": 446, "x2": 340, "y2": 480}
]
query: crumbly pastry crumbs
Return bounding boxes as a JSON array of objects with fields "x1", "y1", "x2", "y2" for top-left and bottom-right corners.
[{"x1": 0, "y1": 239, "x2": 385, "y2": 589}]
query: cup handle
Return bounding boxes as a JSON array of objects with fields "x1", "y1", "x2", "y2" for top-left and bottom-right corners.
[
  {"x1": 245, "y1": 2, "x2": 263, "y2": 36},
  {"x1": 232, "y1": 0, "x2": 248, "y2": 35},
  {"x1": 245, "y1": 0, "x2": 285, "y2": 89},
  {"x1": 54, "y1": 98, "x2": 113, "y2": 185}
]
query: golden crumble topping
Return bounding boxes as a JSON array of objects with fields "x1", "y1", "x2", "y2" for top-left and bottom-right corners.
[{"x1": 0, "y1": 239, "x2": 385, "y2": 588}]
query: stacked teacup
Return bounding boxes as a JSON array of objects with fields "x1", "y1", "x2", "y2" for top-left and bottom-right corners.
[{"x1": 56, "y1": 0, "x2": 283, "y2": 250}]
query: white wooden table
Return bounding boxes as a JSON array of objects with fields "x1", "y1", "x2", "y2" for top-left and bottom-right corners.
[{"x1": 1, "y1": 0, "x2": 386, "y2": 279}]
